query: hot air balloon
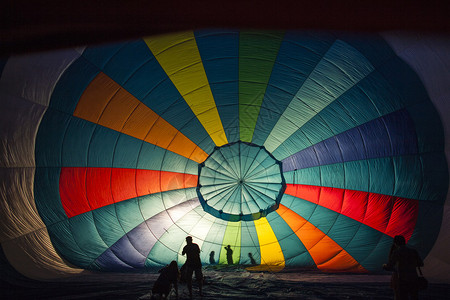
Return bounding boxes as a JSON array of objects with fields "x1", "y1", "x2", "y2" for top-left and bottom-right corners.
[{"x1": 1, "y1": 29, "x2": 449, "y2": 284}]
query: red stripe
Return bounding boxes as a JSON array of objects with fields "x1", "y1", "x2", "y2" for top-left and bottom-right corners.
[
  {"x1": 60, "y1": 167, "x2": 198, "y2": 218},
  {"x1": 285, "y1": 184, "x2": 418, "y2": 241}
]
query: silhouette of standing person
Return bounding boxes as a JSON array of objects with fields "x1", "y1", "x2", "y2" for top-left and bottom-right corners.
[
  {"x1": 182, "y1": 236, "x2": 203, "y2": 298},
  {"x1": 209, "y1": 251, "x2": 215, "y2": 265},
  {"x1": 224, "y1": 245, "x2": 233, "y2": 265},
  {"x1": 383, "y1": 235, "x2": 423, "y2": 300},
  {"x1": 248, "y1": 253, "x2": 256, "y2": 265}
]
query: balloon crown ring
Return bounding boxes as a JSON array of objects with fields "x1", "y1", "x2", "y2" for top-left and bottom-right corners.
[{"x1": 197, "y1": 141, "x2": 286, "y2": 221}]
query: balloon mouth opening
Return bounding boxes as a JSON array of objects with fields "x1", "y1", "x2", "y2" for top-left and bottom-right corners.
[{"x1": 196, "y1": 141, "x2": 286, "y2": 221}]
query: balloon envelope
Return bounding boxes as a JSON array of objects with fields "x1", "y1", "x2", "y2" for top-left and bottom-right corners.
[{"x1": 0, "y1": 30, "x2": 449, "y2": 281}]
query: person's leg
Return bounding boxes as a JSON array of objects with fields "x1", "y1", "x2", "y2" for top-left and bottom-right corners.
[
  {"x1": 195, "y1": 268, "x2": 203, "y2": 296},
  {"x1": 173, "y1": 282, "x2": 179, "y2": 299},
  {"x1": 408, "y1": 283, "x2": 419, "y2": 300},
  {"x1": 186, "y1": 266, "x2": 194, "y2": 297},
  {"x1": 397, "y1": 284, "x2": 408, "y2": 300}
]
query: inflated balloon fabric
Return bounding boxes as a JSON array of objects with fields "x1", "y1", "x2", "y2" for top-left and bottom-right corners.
[{"x1": 1, "y1": 30, "x2": 448, "y2": 276}]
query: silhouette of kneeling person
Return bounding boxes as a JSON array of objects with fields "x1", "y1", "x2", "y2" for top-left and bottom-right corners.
[
  {"x1": 182, "y1": 236, "x2": 203, "y2": 297},
  {"x1": 225, "y1": 245, "x2": 233, "y2": 265},
  {"x1": 383, "y1": 235, "x2": 423, "y2": 300},
  {"x1": 151, "y1": 260, "x2": 179, "y2": 300}
]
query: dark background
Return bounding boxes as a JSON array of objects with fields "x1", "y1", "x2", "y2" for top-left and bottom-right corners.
[{"x1": 2, "y1": 0, "x2": 450, "y2": 56}]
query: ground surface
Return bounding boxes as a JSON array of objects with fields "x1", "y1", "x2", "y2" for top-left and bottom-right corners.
[{"x1": 2, "y1": 266, "x2": 450, "y2": 299}]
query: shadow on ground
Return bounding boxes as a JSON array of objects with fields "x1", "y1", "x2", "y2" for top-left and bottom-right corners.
[{"x1": 2, "y1": 266, "x2": 449, "y2": 299}]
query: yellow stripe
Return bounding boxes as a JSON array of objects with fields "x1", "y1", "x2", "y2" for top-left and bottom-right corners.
[
  {"x1": 144, "y1": 32, "x2": 228, "y2": 146},
  {"x1": 252, "y1": 217, "x2": 285, "y2": 271}
]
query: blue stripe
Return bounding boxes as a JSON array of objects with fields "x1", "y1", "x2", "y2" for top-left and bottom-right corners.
[{"x1": 282, "y1": 109, "x2": 418, "y2": 171}]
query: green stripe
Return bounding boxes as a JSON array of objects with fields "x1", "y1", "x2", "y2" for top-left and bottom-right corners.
[
  {"x1": 219, "y1": 221, "x2": 242, "y2": 264},
  {"x1": 239, "y1": 30, "x2": 284, "y2": 142}
]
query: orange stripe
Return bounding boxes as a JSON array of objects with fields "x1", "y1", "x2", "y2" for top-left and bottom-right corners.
[
  {"x1": 277, "y1": 204, "x2": 366, "y2": 272},
  {"x1": 74, "y1": 72, "x2": 208, "y2": 163}
]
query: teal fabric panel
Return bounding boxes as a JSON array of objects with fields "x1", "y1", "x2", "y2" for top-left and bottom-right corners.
[
  {"x1": 146, "y1": 207, "x2": 203, "y2": 268},
  {"x1": 115, "y1": 198, "x2": 146, "y2": 233},
  {"x1": 200, "y1": 219, "x2": 228, "y2": 265},
  {"x1": 100, "y1": 40, "x2": 154, "y2": 86},
  {"x1": 47, "y1": 220, "x2": 94, "y2": 267},
  {"x1": 344, "y1": 160, "x2": 369, "y2": 191},
  {"x1": 269, "y1": 211, "x2": 313, "y2": 264},
  {"x1": 87, "y1": 126, "x2": 120, "y2": 167},
  {"x1": 111, "y1": 134, "x2": 142, "y2": 169},
  {"x1": 289, "y1": 167, "x2": 320, "y2": 186},
  {"x1": 320, "y1": 164, "x2": 345, "y2": 188},
  {"x1": 195, "y1": 29, "x2": 240, "y2": 143},
  {"x1": 82, "y1": 42, "x2": 124, "y2": 69},
  {"x1": 69, "y1": 212, "x2": 109, "y2": 260},
  {"x1": 34, "y1": 167, "x2": 66, "y2": 225},
  {"x1": 367, "y1": 158, "x2": 395, "y2": 195},
  {"x1": 62, "y1": 117, "x2": 96, "y2": 167},
  {"x1": 240, "y1": 221, "x2": 261, "y2": 265},
  {"x1": 92, "y1": 205, "x2": 125, "y2": 247},
  {"x1": 49, "y1": 57, "x2": 99, "y2": 114},
  {"x1": 358, "y1": 234, "x2": 393, "y2": 271},
  {"x1": 340, "y1": 34, "x2": 395, "y2": 68},
  {"x1": 35, "y1": 109, "x2": 71, "y2": 167},
  {"x1": 393, "y1": 156, "x2": 423, "y2": 199}
]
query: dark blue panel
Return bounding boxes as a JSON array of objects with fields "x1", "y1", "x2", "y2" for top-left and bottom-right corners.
[
  {"x1": 359, "y1": 117, "x2": 392, "y2": 159},
  {"x1": 377, "y1": 56, "x2": 428, "y2": 108},
  {"x1": 109, "y1": 235, "x2": 147, "y2": 268},
  {"x1": 35, "y1": 109, "x2": 71, "y2": 167},
  {"x1": 49, "y1": 57, "x2": 99, "y2": 114},
  {"x1": 195, "y1": 29, "x2": 240, "y2": 143},
  {"x1": 314, "y1": 137, "x2": 342, "y2": 165},
  {"x1": 339, "y1": 33, "x2": 395, "y2": 68},
  {"x1": 94, "y1": 248, "x2": 135, "y2": 271},
  {"x1": 102, "y1": 40, "x2": 153, "y2": 85},
  {"x1": 385, "y1": 109, "x2": 418, "y2": 155},
  {"x1": 282, "y1": 109, "x2": 418, "y2": 171},
  {"x1": 82, "y1": 42, "x2": 125, "y2": 69},
  {"x1": 126, "y1": 59, "x2": 178, "y2": 102},
  {"x1": 282, "y1": 146, "x2": 318, "y2": 171},
  {"x1": 407, "y1": 102, "x2": 445, "y2": 154},
  {"x1": 335, "y1": 129, "x2": 366, "y2": 162}
]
